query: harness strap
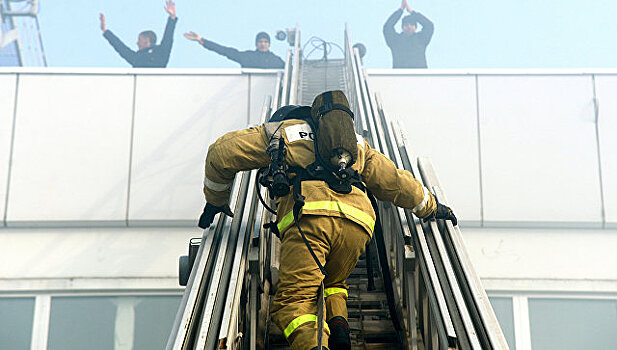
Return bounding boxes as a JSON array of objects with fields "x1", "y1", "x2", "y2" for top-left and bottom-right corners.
[
  {"x1": 292, "y1": 174, "x2": 327, "y2": 277},
  {"x1": 317, "y1": 281, "x2": 325, "y2": 350},
  {"x1": 316, "y1": 103, "x2": 355, "y2": 121}
]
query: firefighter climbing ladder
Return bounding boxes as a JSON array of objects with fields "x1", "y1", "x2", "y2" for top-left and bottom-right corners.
[{"x1": 166, "y1": 26, "x2": 509, "y2": 350}]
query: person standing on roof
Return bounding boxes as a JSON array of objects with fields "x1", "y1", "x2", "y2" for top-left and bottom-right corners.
[
  {"x1": 184, "y1": 30, "x2": 285, "y2": 69},
  {"x1": 99, "y1": 0, "x2": 178, "y2": 68},
  {"x1": 197, "y1": 90, "x2": 456, "y2": 350},
  {"x1": 383, "y1": 0, "x2": 434, "y2": 68}
]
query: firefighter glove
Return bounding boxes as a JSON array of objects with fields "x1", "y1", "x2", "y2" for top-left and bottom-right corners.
[
  {"x1": 198, "y1": 203, "x2": 234, "y2": 229},
  {"x1": 424, "y1": 203, "x2": 457, "y2": 226}
]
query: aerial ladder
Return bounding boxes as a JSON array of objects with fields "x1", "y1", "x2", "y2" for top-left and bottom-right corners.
[
  {"x1": 0, "y1": 0, "x2": 46, "y2": 66},
  {"x1": 166, "y1": 26, "x2": 509, "y2": 350}
]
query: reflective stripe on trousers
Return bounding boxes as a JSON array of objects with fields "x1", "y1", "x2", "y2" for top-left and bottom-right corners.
[
  {"x1": 283, "y1": 314, "x2": 331, "y2": 339},
  {"x1": 277, "y1": 201, "x2": 375, "y2": 233},
  {"x1": 324, "y1": 287, "x2": 348, "y2": 298}
]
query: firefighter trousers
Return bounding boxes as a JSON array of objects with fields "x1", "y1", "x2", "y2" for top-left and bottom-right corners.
[{"x1": 271, "y1": 215, "x2": 372, "y2": 350}]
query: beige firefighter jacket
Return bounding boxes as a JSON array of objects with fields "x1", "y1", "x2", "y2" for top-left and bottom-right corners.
[{"x1": 203, "y1": 119, "x2": 436, "y2": 236}]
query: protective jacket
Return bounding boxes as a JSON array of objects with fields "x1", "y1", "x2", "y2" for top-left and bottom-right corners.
[
  {"x1": 203, "y1": 118, "x2": 436, "y2": 236},
  {"x1": 383, "y1": 9, "x2": 434, "y2": 68},
  {"x1": 103, "y1": 16, "x2": 177, "y2": 68},
  {"x1": 200, "y1": 39, "x2": 285, "y2": 69}
]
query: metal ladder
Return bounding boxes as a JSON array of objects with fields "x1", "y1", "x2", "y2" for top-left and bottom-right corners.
[
  {"x1": 165, "y1": 25, "x2": 510, "y2": 350},
  {"x1": 299, "y1": 58, "x2": 347, "y2": 105},
  {"x1": 267, "y1": 47, "x2": 403, "y2": 350}
]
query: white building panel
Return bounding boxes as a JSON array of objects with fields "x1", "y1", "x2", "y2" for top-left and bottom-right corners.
[
  {"x1": 0, "y1": 227, "x2": 195, "y2": 288},
  {"x1": 464, "y1": 228, "x2": 617, "y2": 292},
  {"x1": 249, "y1": 73, "x2": 278, "y2": 124},
  {"x1": 478, "y1": 75, "x2": 602, "y2": 225},
  {"x1": 0, "y1": 74, "x2": 17, "y2": 226},
  {"x1": 128, "y1": 75, "x2": 249, "y2": 224},
  {"x1": 594, "y1": 75, "x2": 617, "y2": 227},
  {"x1": 369, "y1": 74, "x2": 482, "y2": 224},
  {"x1": 7, "y1": 74, "x2": 133, "y2": 224}
]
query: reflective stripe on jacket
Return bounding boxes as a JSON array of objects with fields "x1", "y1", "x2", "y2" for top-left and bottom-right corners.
[{"x1": 203, "y1": 119, "x2": 436, "y2": 236}]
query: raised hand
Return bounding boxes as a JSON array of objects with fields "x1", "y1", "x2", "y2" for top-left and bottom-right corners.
[
  {"x1": 406, "y1": 2, "x2": 414, "y2": 13},
  {"x1": 184, "y1": 31, "x2": 202, "y2": 43},
  {"x1": 99, "y1": 13, "x2": 107, "y2": 32},
  {"x1": 165, "y1": 0, "x2": 176, "y2": 19}
]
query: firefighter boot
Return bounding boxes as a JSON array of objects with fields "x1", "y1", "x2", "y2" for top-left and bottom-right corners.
[{"x1": 327, "y1": 316, "x2": 351, "y2": 350}]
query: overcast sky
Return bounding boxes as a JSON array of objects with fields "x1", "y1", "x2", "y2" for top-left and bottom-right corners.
[{"x1": 36, "y1": 0, "x2": 617, "y2": 69}]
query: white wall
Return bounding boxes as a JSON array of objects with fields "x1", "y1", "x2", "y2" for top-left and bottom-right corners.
[
  {"x1": 0, "y1": 69, "x2": 279, "y2": 227},
  {"x1": 371, "y1": 75, "x2": 482, "y2": 224},
  {"x1": 0, "y1": 227, "x2": 197, "y2": 291},
  {"x1": 0, "y1": 74, "x2": 16, "y2": 226},
  {"x1": 463, "y1": 227, "x2": 617, "y2": 293},
  {"x1": 129, "y1": 75, "x2": 247, "y2": 224},
  {"x1": 595, "y1": 76, "x2": 617, "y2": 228},
  {"x1": 478, "y1": 75, "x2": 601, "y2": 226},
  {"x1": 369, "y1": 71, "x2": 616, "y2": 229},
  {"x1": 1, "y1": 69, "x2": 616, "y2": 295},
  {"x1": 8, "y1": 74, "x2": 134, "y2": 225}
]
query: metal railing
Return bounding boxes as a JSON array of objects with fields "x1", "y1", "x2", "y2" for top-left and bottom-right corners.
[
  {"x1": 166, "y1": 171, "x2": 248, "y2": 350},
  {"x1": 417, "y1": 157, "x2": 508, "y2": 349},
  {"x1": 288, "y1": 28, "x2": 301, "y2": 105},
  {"x1": 344, "y1": 23, "x2": 368, "y2": 137}
]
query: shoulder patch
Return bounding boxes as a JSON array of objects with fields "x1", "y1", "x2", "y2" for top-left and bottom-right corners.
[{"x1": 285, "y1": 123, "x2": 314, "y2": 143}]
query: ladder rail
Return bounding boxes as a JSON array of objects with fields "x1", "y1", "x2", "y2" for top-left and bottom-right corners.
[
  {"x1": 288, "y1": 28, "x2": 301, "y2": 105},
  {"x1": 280, "y1": 49, "x2": 292, "y2": 106},
  {"x1": 165, "y1": 225, "x2": 217, "y2": 350},
  {"x1": 355, "y1": 61, "x2": 458, "y2": 349},
  {"x1": 197, "y1": 171, "x2": 252, "y2": 349},
  {"x1": 418, "y1": 159, "x2": 510, "y2": 350},
  {"x1": 217, "y1": 170, "x2": 259, "y2": 349},
  {"x1": 166, "y1": 177, "x2": 246, "y2": 350},
  {"x1": 375, "y1": 96, "x2": 480, "y2": 348}
]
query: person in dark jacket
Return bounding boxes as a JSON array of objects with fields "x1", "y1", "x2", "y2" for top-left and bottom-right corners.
[
  {"x1": 99, "y1": 0, "x2": 177, "y2": 68},
  {"x1": 184, "y1": 30, "x2": 285, "y2": 69},
  {"x1": 383, "y1": 0, "x2": 434, "y2": 69}
]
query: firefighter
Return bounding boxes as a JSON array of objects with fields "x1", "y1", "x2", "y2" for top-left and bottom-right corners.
[{"x1": 198, "y1": 90, "x2": 456, "y2": 350}]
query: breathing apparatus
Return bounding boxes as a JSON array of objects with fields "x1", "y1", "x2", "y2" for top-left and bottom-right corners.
[
  {"x1": 260, "y1": 128, "x2": 290, "y2": 199},
  {"x1": 258, "y1": 91, "x2": 363, "y2": 277},
  {"x1": 258, "y1": 90, "x2": 362, "y2": 196}
]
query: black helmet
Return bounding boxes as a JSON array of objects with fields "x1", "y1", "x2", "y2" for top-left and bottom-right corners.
[{"x1": 269, "y1": 105, "x2": 312, "y2": 122}]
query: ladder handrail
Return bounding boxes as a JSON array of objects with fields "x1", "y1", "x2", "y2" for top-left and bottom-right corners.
[
  {"x1": 418, "y1": 159, "x2": 510, "y2": 350},
  {"x1": 349, "y1": 42, "x2": 458, "y2": 349},
  {"x1": 288, "y1": 28, "x2": 302, "y2": 105}
]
